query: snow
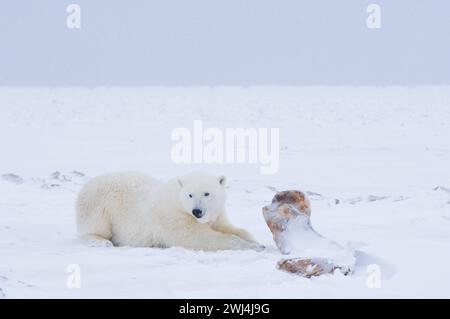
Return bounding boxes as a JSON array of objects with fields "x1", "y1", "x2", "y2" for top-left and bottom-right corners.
[{"x1": 0, "y1": 86, "x2": 450, "y2": 298}]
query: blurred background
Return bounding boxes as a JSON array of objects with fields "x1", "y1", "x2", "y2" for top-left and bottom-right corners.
[{"x1": 0, "y1": 0, "x2": 449, "y2": 86}]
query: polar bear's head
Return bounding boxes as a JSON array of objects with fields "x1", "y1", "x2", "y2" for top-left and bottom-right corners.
[{"x1": 177, "y1": 172, "x2": 227, "y2": 223}]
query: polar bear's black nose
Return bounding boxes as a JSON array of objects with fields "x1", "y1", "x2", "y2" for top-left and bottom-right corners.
[{"x1": 192, "y1": 209, "x2": 203, "y2": 218}]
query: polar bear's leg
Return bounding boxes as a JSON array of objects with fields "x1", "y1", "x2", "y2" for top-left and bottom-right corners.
[
  {"x1": 77, "y1": 213, "x2": 114, "y2": 247},
  {"x1": 77, "y1": 198, "x2": 114, "y2": 247},
  {"x1": 211, "y1": 215, "x2": 258, "y2": 243},
  {"x1": 163, "y1": 220, "x2": 258, "y2": 251}
]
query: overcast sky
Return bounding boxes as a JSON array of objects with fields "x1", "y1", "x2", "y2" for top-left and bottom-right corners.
[{"x1": 0, "y1": 0, "x2": 449, "y2": 86}]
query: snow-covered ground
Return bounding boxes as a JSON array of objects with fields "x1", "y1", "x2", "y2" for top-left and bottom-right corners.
[{"x1": 1, "y1": 86, "x2": 449, "y2": 298}]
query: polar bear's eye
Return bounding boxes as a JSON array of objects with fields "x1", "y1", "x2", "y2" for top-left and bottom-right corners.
[
  {"x1": 188, "y1": 194, "x2": 193, "y2": 198},
  {"x1": 204, "y1": 192, "x2": 210, "y2": 197}
]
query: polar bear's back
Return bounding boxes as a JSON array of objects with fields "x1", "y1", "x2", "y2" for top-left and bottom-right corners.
[{"x1": 76, "y1": 172, "x2": 163, "y2": 246}]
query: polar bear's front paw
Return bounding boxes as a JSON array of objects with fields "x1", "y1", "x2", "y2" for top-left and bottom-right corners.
[
  {"x1": 246, "y1": 241, "x2": 265, "y2": 252},
  {"x1": 253, "y1": 243, "x2": 266, "y2": 252},
  {"x1": 230, "y1": 236, "x2": 264, "y2": 251},
  {"x1": 233, "y1": 228, "x2": 257, "y2": 243},
  {"x1": 227, "y1": 235, "x2": 251, "y2": 250}
]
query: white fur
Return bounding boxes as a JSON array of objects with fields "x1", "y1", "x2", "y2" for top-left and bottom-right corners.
[{"x1": 76, "y1": 171, "x2": 259, "y2": 251}]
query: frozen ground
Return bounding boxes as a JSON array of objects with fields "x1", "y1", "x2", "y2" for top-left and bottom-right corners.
[{"x1": 0, "y1": 86, "x2": 449, "y2": 298}]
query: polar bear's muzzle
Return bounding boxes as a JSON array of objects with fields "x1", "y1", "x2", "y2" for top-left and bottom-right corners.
[{"x1": 192, "y1": 208, "x2": 204, "y2": 219}]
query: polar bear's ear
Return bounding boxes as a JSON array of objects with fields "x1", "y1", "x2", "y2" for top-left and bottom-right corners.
[
  {"x1": 177, "y1": 179, "x2": 183, "y2": 188},
  {"x1": 219, "y1": 176, "x2": 226, "y2": 186}
]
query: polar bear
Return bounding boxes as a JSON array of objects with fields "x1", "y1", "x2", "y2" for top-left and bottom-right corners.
[{"x1": 76, "y1": 171, "x2": 260, "y2": 251}]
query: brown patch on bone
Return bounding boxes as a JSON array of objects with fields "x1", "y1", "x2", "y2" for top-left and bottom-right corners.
[
  {"x1": 277, "y1": 258, "x2": 339, "y2": 278},
  {"x1": 271, "y1": 190, "x2": 311, "y2": 216}
]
